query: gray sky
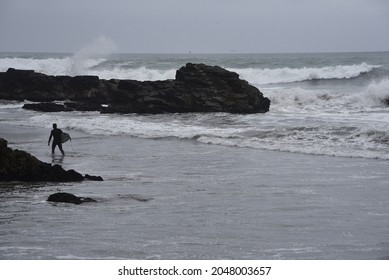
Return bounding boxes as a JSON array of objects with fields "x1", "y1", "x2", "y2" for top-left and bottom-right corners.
[{"x1": 1, "y1": 0, "x2": 388, "y2": 53}]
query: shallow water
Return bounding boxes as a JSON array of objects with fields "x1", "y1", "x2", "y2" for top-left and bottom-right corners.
[{"x1": 1, "y1": 125, "x2": 388, "y2": 259}]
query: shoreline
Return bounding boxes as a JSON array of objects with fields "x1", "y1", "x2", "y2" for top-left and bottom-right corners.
[{"x1": 2, "y1": 120, "x2": 388, "y2": 165}]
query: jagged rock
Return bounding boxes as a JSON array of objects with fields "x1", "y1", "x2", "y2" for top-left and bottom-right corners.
[
  {"x1": 0, "y1": 138, "x2": 101, "y2": 182},
  {"x1": 0, "y1": 64, "x2": 271, "y2": 114},
  {"x1": 176, "y1": 63, "x2": 271, "y2": 113},
  {"x1": 47, "y1": 192, "x2": 97, "y2": 205},
  {"x1": 0, "y1": 138, "x2": 7, "y2": 149},
  {"x1": 0, "y1": 68, "x2": 107, "y2": 103}
]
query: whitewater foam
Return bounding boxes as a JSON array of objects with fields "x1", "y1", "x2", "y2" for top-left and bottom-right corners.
[
  {"x1": 0, "y1": 36, "x2": 116, "y2": 77},
  {"x1": 230, "y1": 62, "x2": 380, "y2": 85},
  {"x1": 7, "y1": 108, "x2": 388, "y2": 160},
  {"x1": 266, "y1": 78, "x2": 389, "y2": 113},
  {"x1": 362, "y1": 78, "x2": 389, "y2": 107},
  {"x1": 89, "y1": 67, "x2": 176, "y2": 81},
  {"x1": 0, "y1": 56, "x2": 108, "y2": 77},
  {"x1": 0, "y1": 54, "x2": 380, "y2": 84}
]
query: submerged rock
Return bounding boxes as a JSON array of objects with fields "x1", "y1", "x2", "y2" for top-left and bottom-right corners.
[
  {"x1": 0, "y1": 138, "x2": 102, "y2": 182},
  {"x1": 0, "y1": 64, "x2": 270, "y2": 114},
  {"x1": 47, "y1": 192, "x2": 97, "y2": 205}
]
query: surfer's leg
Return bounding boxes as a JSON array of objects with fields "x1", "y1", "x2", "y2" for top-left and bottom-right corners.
[
  {"x1": 51, "y1": 142, "x2": 56, "y2": 154},
  {"x1": 58, "y1": 143, "x2": 65, "y2": 155}
]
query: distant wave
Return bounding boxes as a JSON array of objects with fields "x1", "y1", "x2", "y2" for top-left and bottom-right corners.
[
  {"x1": 0, "y1": 56, "x2": 176, "y2": 80},
  {"x1": 1, "y1": 56, "x2": 381, "y2": 85},
  {"x1": 0, "y1": 57, "x2": 106, "y2": 76},
  {"x1": 88, "y1": 67, "x2": 176, "y2": 81},
  {"x1": 0, "y1": 54, "x2": 381, "y2": 88},
  {"x1": 230, "y1": 62, "x2": 381, "y2": 85}
]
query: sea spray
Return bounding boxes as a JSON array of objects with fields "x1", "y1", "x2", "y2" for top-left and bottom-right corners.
[
  {"x1": 362, "y1": 78, "x2": 389, "y2": 106},
  {"x1": 69, "y1": 35, "x2": 117, "y2": 76},
  {"x1": 0, "y1": 36, "x2": 117, "y2": 77}
]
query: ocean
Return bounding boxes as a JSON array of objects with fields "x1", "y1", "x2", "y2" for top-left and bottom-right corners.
[{"x1": 0, "y1": 52, "x2": 388, "y2": 259}]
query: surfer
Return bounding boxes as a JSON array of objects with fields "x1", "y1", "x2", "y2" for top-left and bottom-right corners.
[{"x1": 48, "y1": 123, "x2": 65, "y2": 155}]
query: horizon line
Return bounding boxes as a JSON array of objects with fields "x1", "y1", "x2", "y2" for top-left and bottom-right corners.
[{"x1": 1, "y1": 50, "x2": 389, "y2": 56}]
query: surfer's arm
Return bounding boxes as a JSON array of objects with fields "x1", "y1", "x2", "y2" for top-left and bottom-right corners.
[{"x1": 48, "y1": 131, "x2": 53, "y2": 145}]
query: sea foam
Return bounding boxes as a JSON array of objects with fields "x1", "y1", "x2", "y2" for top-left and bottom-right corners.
[
  {"x1": 230, "y1": 62, "x2": 380, "y2": 85},
  {"x1": 266, "y1": 78, "x2": 389, "y2": 112}
]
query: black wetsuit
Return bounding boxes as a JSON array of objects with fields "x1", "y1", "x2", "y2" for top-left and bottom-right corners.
[{"x1": 49, "y1": 128, "x2": 64, "y2": 155}]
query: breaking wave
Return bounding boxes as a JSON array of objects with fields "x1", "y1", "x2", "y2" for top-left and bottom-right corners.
[
  {"x1": 231, "y1": 62, "x2": 381, "y2": 85},
  {"x1": 8, "y1": 109, "x2": 388, "y2": 160},
  {"x1": 0, "y1": 53, "x2": 381, "y2": 84},
  {"x1": 266, "y1": 78, "x2": 389, "y2": 111},
  {"x1": 0, "y1": 35, "x2": 116, "y2": 77},
  {"x1": 0, "y1": 57, "x2": 106, "y2": 76}
]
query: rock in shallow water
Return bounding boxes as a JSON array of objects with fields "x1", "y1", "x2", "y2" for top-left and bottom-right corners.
[
  {"x1": 0, "y1": 138, "x2": 102, "y2": 182},
  {"x1": 47, "y1": 192, "x2": 97, "y2": 205}
]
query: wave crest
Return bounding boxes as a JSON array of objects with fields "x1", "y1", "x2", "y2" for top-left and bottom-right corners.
[
  {"x1": 267, "y1": 78, "x2": 389, "y2": 111},
  {"x1": 230, "y1": 62, "x2": 381, "y2": 85}
]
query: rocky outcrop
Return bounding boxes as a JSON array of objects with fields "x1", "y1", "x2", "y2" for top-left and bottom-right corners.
[
  {"x1": 176, "y1": 63, "x2": 270, "y2": 113},
  {"x1": 0, "y1": 68, "x2": 106, "y2": 103},
  {"x1": 47, "y1": 192, "x2": 97, "y2": 204},
  {"x1": 0, "y1": 64, "x2": 270, "y2": 114},
  {"x1": 0, "y1": 138, "x2": 102, "y2": 182}
]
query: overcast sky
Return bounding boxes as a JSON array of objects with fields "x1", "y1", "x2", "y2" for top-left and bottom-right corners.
[{"x1": 1, "y1": 0, "x2": 388, "y2": 53}]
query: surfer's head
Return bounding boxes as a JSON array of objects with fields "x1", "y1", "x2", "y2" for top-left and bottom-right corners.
[{"x1": 52, "y1": 123, "x2": 57, "y2": 129}]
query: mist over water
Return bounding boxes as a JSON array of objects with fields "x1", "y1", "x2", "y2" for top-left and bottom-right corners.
[{"x1": 69, "y1": 35, "x2": 117, "y2": 76}]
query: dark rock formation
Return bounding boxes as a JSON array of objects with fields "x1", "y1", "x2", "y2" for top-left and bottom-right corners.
[
  {"x1": 64, "y1": 101, "x2": 103, "y2": 111},
  {"x1": 47, "y1": 192, "x2": 97, "y2": 205},
  {"x1": 0, "y1": 64, "x2": 270, "y2": 114},
  {"x1": 22, "y1": 101, "x2": 103, "y2": 112},
  {"x1": 0, "y1": 68, "x2": 106, "y2": 103},
  {"x1": 23, "y1": 102, "x2": 72, "y2": 112},
  {"x1": 84, "y1": 174, "x2": 104, "y2": 181},
  {"x1": 175, "y1": 63, "x2": 270, "y2": 113},
  {"x1": 0, "y1": 138, "x2": 101, "y2": 182}
]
